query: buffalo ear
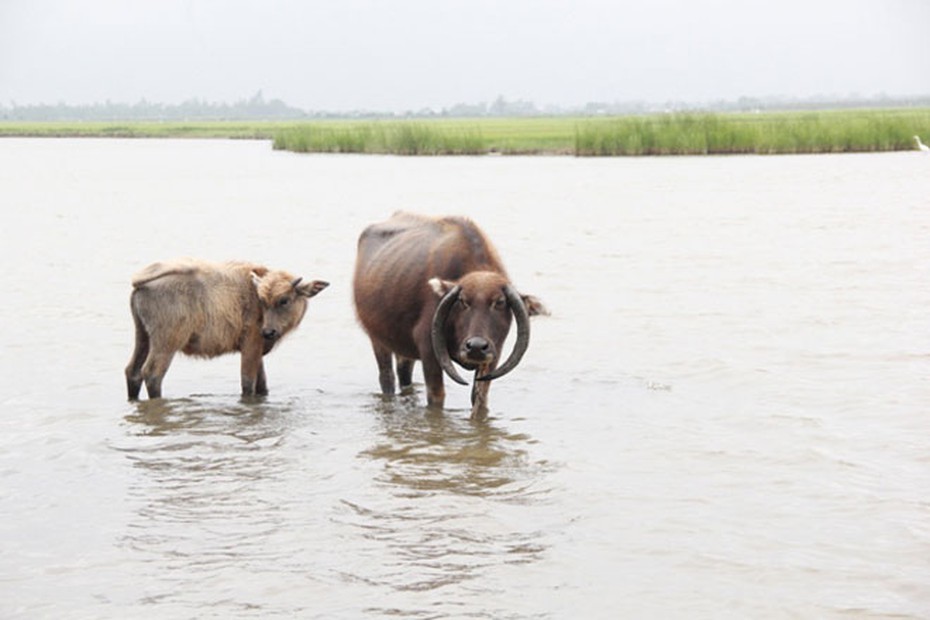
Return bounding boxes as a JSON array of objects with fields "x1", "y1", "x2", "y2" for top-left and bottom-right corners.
[
  {"x1": 296, "y1": 279, "x2": 329, "y2": 298},
  {"x1": 521, "y1": 294, "x2": 550, "y2": 317},
  {"x1": 428, "y1": 277, "x2": 457, "y2": 298},
  {"x1": 251, "y1": 271, "x2": 264, "y2": 290}
]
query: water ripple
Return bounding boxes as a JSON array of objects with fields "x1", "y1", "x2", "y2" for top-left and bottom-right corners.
[{"x1": 329, "y1": 398, "x2": 556, "y2": 610}]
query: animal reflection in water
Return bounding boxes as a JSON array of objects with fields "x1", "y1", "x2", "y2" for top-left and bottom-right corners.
[
  {"x1": 339, "y1": 397, "x2": 551, "y2": 595},
  {"x1": 123, "y1": 395, "x2": 293, "y2": 441},
  {"x1": 353, "y1": 212, "x2": 548, "y2": 420},
  {"x1": 119, "y1": 397, "x2": 294, "y2": 574},
  {"x1": 361, "y1": 395, "x2": 543, "y2": 497}
]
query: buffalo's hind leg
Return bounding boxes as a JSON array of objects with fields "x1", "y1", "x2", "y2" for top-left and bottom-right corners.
[
  {"x1": 396, "y1": 356, "x2": 414, "y2": 393},
  {"x1": 372, "y1": 342, "x2": 396, "y2": 395},
  {"x1": 125, "y1": 310, "x2": 150, "y2": 401}
]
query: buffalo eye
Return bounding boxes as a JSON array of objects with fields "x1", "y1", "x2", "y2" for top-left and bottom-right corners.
[
  {"x1": 457, "y1": 297, "x2": 470, "y2": 310},
  {"x1": 276, "y1": 297, "x2": 290, "y2": 308},
  {"x1": 493, "y1": 296, "x2": 507, "y2": 310}
]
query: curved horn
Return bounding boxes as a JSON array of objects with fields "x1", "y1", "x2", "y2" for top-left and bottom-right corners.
[
  {"x1": 430, "y1": 285, "x2": 469, "y2": 386},
  {"x1": 477, "y1": 285, "x2": 530, "y2": 382}
]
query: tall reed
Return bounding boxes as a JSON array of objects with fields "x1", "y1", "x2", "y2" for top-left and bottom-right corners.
[
  {"x1": 575, "y1": 110, "x2": 929, "y2": 156},
  {"x1": 272, "y1": 123, "x2": 486, "y2": 155}
]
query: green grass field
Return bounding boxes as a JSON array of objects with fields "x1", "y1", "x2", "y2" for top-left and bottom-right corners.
[
  {"x1": 575, "y1": 109, "x2": 930, "y2": 155},
  {"x1": 2, "y1": 109, "x2": 929, "y2": 155},
  {"x1": 270, "y1": 117, "x2": 577, "y2": 155},
  {"x1": 0, "y1": 120, "x2": 291, "y2": 139}
]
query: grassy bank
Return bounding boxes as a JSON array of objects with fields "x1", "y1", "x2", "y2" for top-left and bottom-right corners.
[
  {"x1": 575, "y1": 109, "x2": 930, "y2": 155},
  {"x1": 0, "y1": 120, "x2": 291, "y2": 139},
  {"x1": 2, "y1": 109, "x2": 929, "y2": 155},
  {"x1": 272, "y1": 122, "x2": 486, "y2": 155},
  {"x1": 270, "y1": 117, "x2": 576, "y2": 155},
  {"x1": 273, "y1": 109, "x2": 930, "y2": 155}
]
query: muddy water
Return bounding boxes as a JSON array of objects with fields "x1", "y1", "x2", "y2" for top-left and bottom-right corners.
[{"x1": 0, "y1": 139, "x2": 928, "y2": 618}]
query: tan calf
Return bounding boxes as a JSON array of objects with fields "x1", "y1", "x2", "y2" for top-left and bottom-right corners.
[{"x1": 125, "y1": 258, "x2": 328, "y2": 400}]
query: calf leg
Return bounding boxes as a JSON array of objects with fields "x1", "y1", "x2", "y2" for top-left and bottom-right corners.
[
  {"x1": 125, "y1": 314, "x2": 150, "y2": 401},
  {"x1": 141, "y1": 347, "x2": 175, "y2": 399},
  {"x1": 255, "y1": 361, "x2": 268, "y2": 396},
  {"x1": 372, "y1": 342, "x2": 396, "y2": 394},
  {"x1": 240, "y1": 336, "x2": 265, "y2": 396}
]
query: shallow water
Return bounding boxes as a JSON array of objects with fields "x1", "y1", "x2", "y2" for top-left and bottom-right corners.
[{"x1": 0, "y1": 139, "x2": 928, "y2": 618}]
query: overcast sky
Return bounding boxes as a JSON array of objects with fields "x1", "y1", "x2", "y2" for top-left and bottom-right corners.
[{"x1": 2, "y1": 0, "x2": 929, "y2": 111}]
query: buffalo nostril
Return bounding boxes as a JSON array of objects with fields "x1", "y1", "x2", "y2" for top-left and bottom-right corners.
[
  {"x1": 262, "y1": 329, "x2": 278, "y2": 340},
  {"x1": 465, "y1": 337, "x2": 490, "y2": 353}
]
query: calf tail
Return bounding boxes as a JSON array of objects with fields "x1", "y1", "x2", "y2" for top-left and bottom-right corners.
[{"x1": 125, "y1": 291, "x2": 151, "y2": 400}]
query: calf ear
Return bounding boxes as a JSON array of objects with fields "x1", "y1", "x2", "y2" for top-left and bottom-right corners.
[
  {"x1": 296, "y1": 279, "x2": 329, "y2": 298},
  {"x1": 428, "y1": 277, "x2": 457, "y2": 298},
  {"x1": 521, "y1": 294, "x2": 550, "y2": 317}
]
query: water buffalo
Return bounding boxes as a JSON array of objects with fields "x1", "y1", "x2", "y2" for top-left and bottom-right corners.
[
  {"x1": 125, "y1": 258, "x2": 328, "y2": 400},
  {"x1": 353, "y1": 212, "x2": 547, "y2": 418}
]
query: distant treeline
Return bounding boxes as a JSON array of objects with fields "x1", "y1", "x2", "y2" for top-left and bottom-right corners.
[
  {"x1": 0, "y1": 91, "x2": 306, "y2": 122},
  {"x1": 3, "y1": 92, "x2": 930, "y2": 122}
]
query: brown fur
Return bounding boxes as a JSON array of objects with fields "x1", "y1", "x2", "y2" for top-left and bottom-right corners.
[
  {"x1": 353, "y1": 212, "x2": 546, "y2": 416},
  {"x1": 125, "y1": 258, "x2": 328, "y2": 400}
]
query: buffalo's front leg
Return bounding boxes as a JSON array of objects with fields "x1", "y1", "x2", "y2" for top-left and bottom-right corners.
[
  {"x1": 470, "y1": 363, "x2": 494, "y2": 420},
  {"x1": 413, "y1": 321, "x2": 444, "y2": 409},
  {"x1": 420, "y1": 351, "x2": 446, "y2": 409}
]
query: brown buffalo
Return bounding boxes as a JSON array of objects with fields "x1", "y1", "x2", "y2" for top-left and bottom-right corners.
[
  {"x1": 353, "y1": 212, "x2": 547, "y2": 418},
  {"x1": 125, "y1": 258, "x2": 328, "y2": 400}
]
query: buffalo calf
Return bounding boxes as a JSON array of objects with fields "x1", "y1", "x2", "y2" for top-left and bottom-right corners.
[{"x1": 125, "y1": 258, "x2": 328, "y2": 400}]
